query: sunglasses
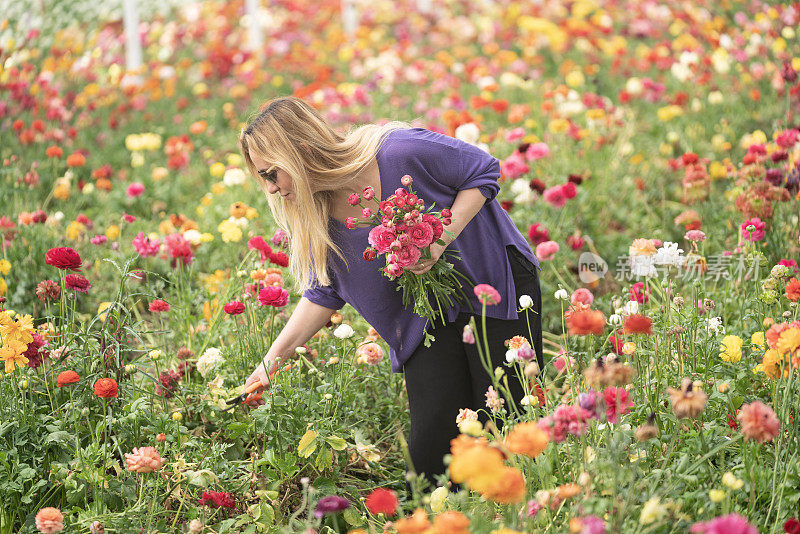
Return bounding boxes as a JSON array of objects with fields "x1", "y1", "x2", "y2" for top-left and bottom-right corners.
[{"x1": 257, "y1": 165, "x2": 278, "y2": 185}]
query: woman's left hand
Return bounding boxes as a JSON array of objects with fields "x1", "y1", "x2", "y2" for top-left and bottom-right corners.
[{"x1": 407, "y1": 242, "x2": 447, "y2": 275}]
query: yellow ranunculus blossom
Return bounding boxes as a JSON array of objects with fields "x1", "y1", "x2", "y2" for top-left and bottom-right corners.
[
  {"x1": 0, "y1": 259, "x2": 10, "y2": 275},
  {"x1": 751, "y1": 331, "x2": 765, "y2": 348},
  {"x1": 97, "y1": 302, "x2": 113, "y2": 322},
  {"x1": 105, "y1": 225, "x2": 120, "y2": 240},
  {"x1": 66, "y1": 221, "x2": 86, "y2": 240},
  {"x1": 0, "y1": 277, "x2": 6, "y2": 297},
  {"x1": 709, "y1": 489, "x2": 725, "y2": 503},
  {"x1": 210, "y1": 162, "x2": 226, "y2": 177},
  {"x1": 719, "y1": 335, "x2": 743, "y2": 363}
]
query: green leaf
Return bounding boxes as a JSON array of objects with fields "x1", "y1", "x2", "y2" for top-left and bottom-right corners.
[
  {"x1": 343, "y1": 507, "x2": 363, "y2": 526},
  {"x1": 325, "y1": 435, "x2": 347, "y2": 450},
  {"x1": 298, "y1": 430, "x2": 318, "y2": 458},
  {"x1": 315, "y1": 447, "x2": 333, "y2": 469}
]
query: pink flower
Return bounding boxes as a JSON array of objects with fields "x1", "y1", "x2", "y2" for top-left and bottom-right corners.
[
  {"x1": 684, "y1": 230, "x2": 706, "y2": 242},
  {"x1": 603, "y1": 387, "x2": 633, "y2": 423},
  {"x1": 421, "y1": 213, "x2": 443, "y2": 240},
  {"x1": 35, "y1": 507, "x2": 64, "y2": 533},
  {"x1": 401, "y1": 174, "x2": 413, "y2": 186},
  {"x1": 502, "y1": 151, "x2": 530, "y2": 179},
  {"x1": 362, "y1": 208, "x2": 373, "y2": 218},
  {"x1": 362, "y1": 186, "x2": 375, "y2": 200},
  {"x1": 553, "y1": 353, "x2": 575, "y2": 373},
  {"x1": 344, "y1": 217, "x2": 357, "y2": 229},
  {"x1": 122, "y1": 213, "x2": 136, "y2": 223},
  {"x1": 356, "y1": 342, "x2": 384, "y2": 365},
  {"x1": 384, "y1": 263, "x2": 404, "y2": 277},
  {"x1": 149, "y1": 299, "x2": 170, "y2": 312},
  {"x1": 132, "y1": 232, "x2": 161, "y2": 257},
  {"x1": 485, "y1": 385, "x2": 505, "y2": 412},
  {"x1": 408, "y1": 222, "x2": 435, "y2": 248},
  {"x1": 125, "y1": 446, "x2": 165, "y2": 473},
  {"x1": 779, "y1": 259, "x2": 799, "y2": 274},
  {"x1": 737, "y1": 400, "x2": 780, "y2": 443},
  {"x1": 629, "y1": 282, "x2": 650, "y2": 303},
  {"x1": 542, "y1": 186, "x2": 567, "y2": 208},
  {"x1": 525, "y1": 142, "x2": 550, "y2": 161},
  {"x1": 164, "y1": 233, "x2": 193, "y2": 267},
  {"x1": 528, "y1": 223, "x2": 549, "y2": 245},
  {"x1": 90, "y1": 235, "x2": 108, "y2": 245},
  {"x1": 741, "y1": 218, "x2": 766, "y2": 241},
  {"x1": 571, "y1": 288, "x2": 594, "y2": 307},
  {"x1": 224, "y1": 301, "x2": 245, "y2": 315},
  {"x1": 395, "y1": 244, "x2": 422, "y2": 267},
  {"x1": 474, "y1": 284, "x2": 501, "y2": 305},
  {"x1": 348, "y1": 193, "x2": 360, "y2": 206},
  {"x1": 506, "y1": 127, "x2": 526, "y2": 142},
  {"x1": 368, "y1": 226, "x2": 397, "y2": 254},
  {"x1": 126, "y1": 182, "x2": 145, "y2": 198},
  {"x1": 535, "y1": 240, "x2": 559, "y2": 261},
  {"x1": 561, "y1": 182, "x2": 577, "y2": 199},
  {"x1": 690, "y1": 514, "x2": 758, "y2": 534},
  {"x1": 462, "y1": 324, "x2": 475, "y2": 344},
  {"x1": 65, "y1": 274, "x2": 91, "y2": 293},
  {"x1": 258, "y1": 286, "x2": 288, "y2": 307}
]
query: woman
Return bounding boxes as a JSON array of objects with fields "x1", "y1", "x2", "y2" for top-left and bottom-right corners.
[{"x1": 238, "y1": 96, "x2": 543, "y2": 484}]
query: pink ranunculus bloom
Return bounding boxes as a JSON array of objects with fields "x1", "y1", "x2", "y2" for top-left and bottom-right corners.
[
  {"x1": 164, "y1": 233, "x2": 193, "y2": 267},
  {"x1": 690, "y1": 513, "x2": 759, "y2": 534},
  {"x1": 462, "y1": 324, "x2": 475, "y2": 344},
  {"x1": 684, "y1": 230, "x2": 706, "y2": 242},
  {"x1": 408, "y1": 222, "x2": 435, "y2": 248},
  {"x1": 368, "y1": 225, "x2": 396, "y2": 254},
  {"x1": 35, "y1": 507, "x2": 64, "y2": 533},
  {"x1": 355, "y1": 342, "x2": 384, "y2": 365},
  {"x1": 384, "y1": 263, "x2": 404, "y2": 278},
  {"x1": 505, "y1": 127, "x2": 526, "y2": 142},
  {"x1": 501, "y1": 151, "x2": 530, "y2": 179},
  {"x1": 525, "y1": 142, "x2": 550, "y2": 161},
  {"x1": 542, "y1": 186, "x2": 567, "y2": 208},
  {"x1": 90, "y1": 235, "x2": 108, "y2": 245},
  {"x1": 271, "y1": 228, "x2": 289, "y2": 248},
  {"x1": 149, "y1": 299, "x2": 170, "y2": 312},
  {"x1": 571, "y1": 288, "x2": 594, "y2": 307},
  {"x1": 126, "y1": 182, "x2": 145, "y2": 198},
  {"x1": 603, "y1": 386, "x2": 633, "y2": 423},
  {"x1": 629, "y1": 282, "x2": 650, "y2": 303},
  {"x1": 741, "y1": 218, "x2": 766, "y2": 241},
  {"x1": 561, "y1": 181, "x2": 577, "y2": 199},
  {"x1": 474, "y1": 284, "x2": 501, "y2": 305},
  {"x1": 395, "y1": 244, "x2": 422, "y2": 267},
  {"x1": 737, "y1": 400, "x2": 780, "y2": 443},
  {"x1": 125, "y1": 446, "x2": 165, "y2": 473},
  {"x1": 553, "y1": 352, "x2": 575, "y2": 373},
  {"x1": 258, "y1": 286, "x2": 288, "y2": 308},
  {"x1": 132, "y1": 232, "x2": 161, "y2": 257},
  {"x1": 224, "y1": 301, "x2": 245, "y2": 315},
  {"x1": 779, "y1": 259, "x2": 799, "y2": 274},
  {"x1": 528, "y1": 223, "x2": 549, "y2": 245},
  {"x1": 535, "y1": 240, "x2": 559, "y2": 261},
  {"x1": 421, "y1": 213, "x2": 443, "y2": 240}
]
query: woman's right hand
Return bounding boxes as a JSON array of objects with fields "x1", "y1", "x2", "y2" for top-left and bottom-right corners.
[{"x1": 243, "y1": 358, "x2": 277, "y2": 408}]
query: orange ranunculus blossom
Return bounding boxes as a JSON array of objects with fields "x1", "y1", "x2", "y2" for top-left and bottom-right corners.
[
  {"x1": 480, "y1": 466, "x2": 526, "y2": 504},
  {"x1": 786, "y1": 278, "x2": 800, "y2": 302},
  {"x1": 66, "y1": 152, "x2": 86, "y2": 167},
  {"x1": 189, "y1": 120, "x2": 208, "y2": 134},
  {"x1": 393, "y1": 508, "x2": 431, "y2": 534},
  {"x1": 34, "y1": 507, "x2": 63, "y2": 533},
  {"x1": 56, "y1": 370, "x2": 80, "y2": 387},
  {"x1": 432, "y1": 511, "x2": 470, "y2": 533},
  {"x1": 566, "y1": 309, "x2": 606, "y2": 335},
  {"x1": 623, "y1": 314, "x2": 653, "y2": 335},
  {"x1": 505, "y1": 421, "x2": 549, "y2": 458},
  {"x1": 491, "y1": 99, "x2": 509, "y2": 113},
  {"x1": 125, "y1": 446, "x2": 166, "y2": 473},
  {"x1": 94, "y1": 377, "x2": 119, "y2": 398},
  {"x1": 46, "y1": 146, "x2": 63, "y2": 158}
]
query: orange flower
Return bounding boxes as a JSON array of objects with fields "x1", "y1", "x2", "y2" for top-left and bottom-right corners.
[
  {"x1": 94, "y1": 377, "x2": 119, "y2": 398},
  {"x1": 566, "y1": 309, "x2": 606, "y2": 335},
  {"x1": 449, "y1": 444, "x2": 505, "y2": 489},
  {"x1": 56, "y1": 370, "x2": 79, "y2": 387},
  {"x1": 786, "y1": 278, "x2": 800, "y2": 302},
  {"x1": 556, "y1": 483, "x2": 581, "y2": 499},
  {"x1": 66, "y1": 152, "x2": 86, "y2": 167},
  {"x1": 666, "y1": 378, "x2": 707, "y2": 419},
  {"x1": 623, "y1": 314, "x2": 653, "y2": 335},
  {"x1": 35, "y1": 507, "x2": 63, "y2": 533},
  {"x1": 505, "y1": 422, "x2": 549, "y2": 458},
  {"x1": 432, "y1": 511, "x2": 470, "y2": 534},
  {"x1": 46, "y1": 146, "x2": 63, "y2": 158},
  {"x1": 125, "y1": 446, "x2": 166, "y2": 473},
  {"x1": 737, "y1": 401, "x2": 780, "y2": 443},
  {"x1": 189, "y1": 120, "x2": 208, "y2": 134},
  {"x1": 480, "y1": 466, "x2": 526, "y2": 504},
  {"x1": 394, "y1": 508, "x2": 431, "y2": 534}
]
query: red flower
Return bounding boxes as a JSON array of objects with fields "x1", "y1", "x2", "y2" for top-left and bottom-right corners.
[
  {"x1": 527, "y1": 223, "x2": 549, "y2": 245},
  {"x1": 65, "y1": 274, "x2": 91, "y2": 293},
  {"x1": 224, "y1": 301, "x2": 245, "y2": 315},
  {"x1": 56, "y1": 370, "x2": 80, "y2": 387},
  {"x1": 363, "y1": 248, "x2": 376, "y2": 262},
  {"x1": 623, "y1": 314, "x2": 653, "y2": 335},
  {"x1": 365, "y1": 488, "x2": 399, "y2": 516},
  {"x1": 45, "y1": 247, "x2": 82, "y2": 271},
  {"x1": 148, "y1": 299, "x2": 170, "y2": 312},
  {"x1": 609, "y1": 334, "x2": 624, "y2": 354},
  {"x1": 603, "y1": 386, "x2": 633, "y2": 423},
  {"x1": 94, "y1": 378, "x2": 119, "y2": 398},
  {"x1": 199, "y1": 490, "x2": 235, "y2": 509},
  {"x1": 566, "y1": 309, "x2": 606, "y2": 336},
  {"x1": 269, "y1": 251, "x2": 289, "y2": 267},
  {"x1": 784, "y1": 518, "x2": 800, "y2": 534},
  {"x1": 258, "y1": 286, "x2": 288, "y2": 307}
]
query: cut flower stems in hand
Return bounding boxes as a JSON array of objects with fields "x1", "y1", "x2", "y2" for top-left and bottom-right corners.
[{"x1": 345, "y1": 174, "x2": 473, "y2": 345}]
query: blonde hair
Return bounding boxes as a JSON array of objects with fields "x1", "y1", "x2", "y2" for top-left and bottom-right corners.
[{"x1": 239, "y1": 96, "x2": 410, "y2": 292}]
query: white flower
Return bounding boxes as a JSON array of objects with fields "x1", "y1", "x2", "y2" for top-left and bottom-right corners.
[
  {"x1": 519, "y1": 295, "x2": 533, "y2": 309},
  {"x1": 197, "y1": 347, "x2": 223, "y2": 378},
  {"x1": 520, "y1": 394, "x2": 539, "y2": 407},
  {"x1": 554, "y1": 289, "x2": 569, "y2": 300},
  {"x1": 630, "y1": 255, "x2": 657, "y2": 277},
  {"x1": 625, "y1": 77, "x2": 643, "y2": 96},
  {"x1": 705, "y1": 316, "x2": 724, "y2": 335},
  {"x1": 510, "y1": 178, "x2": 535, "y2": 204},
  {"x1": 183, "y1": 229, "x2": 203, "y2": 246},
  {"x1": 333, "y1": 324, "x2": 355, "y2": 339},
  {"x1": 622, "y1": 300, "x2": 639, "y2": 315},
  {"x1": 223, "y1": 168, "x2": 247, "y2": 186},
  {"x1": 505, "y1": 349, "x2": 519, "y2": 363},
  {"x1": 653, "y1": 242, "x2": 686, "y2": 267},
  {"x1": 454, "y1": 123, "x2": 480, "y2": 145},
  {"x1": 608, "y1": 314, "x2": 622, "y2": 325},
  {"x1": 430, "y1": 486, "x2": 449, "y2": 513}
]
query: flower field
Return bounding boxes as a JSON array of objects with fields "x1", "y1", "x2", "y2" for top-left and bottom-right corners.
[{"x1": 2, "y1": 0, "x2": 800, "y2": 532}]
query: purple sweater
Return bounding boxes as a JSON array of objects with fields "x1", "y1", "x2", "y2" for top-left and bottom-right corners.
[{"x1": 303, "y1": 128, "x2": 540, "y2": 372}]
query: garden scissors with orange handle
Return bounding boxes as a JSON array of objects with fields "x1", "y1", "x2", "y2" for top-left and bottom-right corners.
[{"x1": 224, "y1": 379, "x2": 265, "y2": 410}]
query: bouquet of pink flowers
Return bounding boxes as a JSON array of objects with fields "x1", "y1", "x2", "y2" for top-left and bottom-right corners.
[{"x1": 344, "y1": 174, "x2": 472, "y2": 344}]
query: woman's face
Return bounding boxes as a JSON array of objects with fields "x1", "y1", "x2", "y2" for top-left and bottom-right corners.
[{"x1": 250, "y1": 153, "x2": 295, "y2": 202}]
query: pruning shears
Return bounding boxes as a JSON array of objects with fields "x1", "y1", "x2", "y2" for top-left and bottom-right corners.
[{"x1": 223, "y1": 379, "x2": 265, "y2": 411}]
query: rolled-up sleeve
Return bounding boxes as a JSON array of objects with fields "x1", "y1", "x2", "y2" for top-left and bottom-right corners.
[
  {"x1": 302, "y1": 271, "x2": 346, "y2": 310},
  {"x1": 458, "y1": 142, "x2": 501, "y2": 202}
]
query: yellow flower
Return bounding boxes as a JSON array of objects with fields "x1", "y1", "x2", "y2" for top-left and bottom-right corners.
[
  {"x1": 776, "y1": 328, "x2": 800, "y2": 354},
  {"x1": 709, "y1": 161, "x2": 727, "y2": 180},
  {"x1": 622, "y1": 342, "x2": 636, "y2": 355},
  {"x1": 66, "y1": 221, "x2": 86, "y2": 240},
  {"x1": 430, "y1": 486, "x2": 448, "y2": 513},
  {"x1": 152, "y1": 167, "x2": 169, "y2": 181},
  {"x1": 709, "y1": 489, "x2": 725, "y2": 503},
  {"x1": 217, "y1": 220, "x2": 243, "y2": 243},
  {"x1": 458, "y1": 419, "x2": 483, "y2": 437},
  {"x1": 97, "y1": 302, "x2": 113, "y2": 322},
  {"x1": 719, "y1": 335, "x2": 743, "y2": 363},
  {"x1": 210, "y1": 162, "x2": 226, "y2": 178},
  {"x1": 105, "y1": 225, "x2": 121, "y2": 240},
  {"x1": 0, "y1": 278, "x2": 6, "y2": 297},
  {"x1": 1, "y1": 314, "x2": 34, "y2": 344},
  {"x1": 0, "y1": 339, "x2": 28, "y2": 373},
  {"x1": 211, "y1": 182, "x2": 226, "y2": 195},
  {"x1": 639, "y1": 497, "x2": 666, "y2": 525},
  {"x1": 751, "y1": 331, "x2": 765, "y2": 348},
  {"x1": 629, "y1": 238, "x2": 657, "y2": 257},
  {"x1": 722, "y1": 472, "x2": 743, "y2": 490},
  {"x1": 0, "y1": 259, "x2": 10, "y2": 275}
]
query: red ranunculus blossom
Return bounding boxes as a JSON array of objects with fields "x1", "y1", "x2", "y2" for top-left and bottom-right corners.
[
  {"x1": 45, "y1": 247, "x2": 82, "y2": 271},
  {"x1": 65, "y1": 274, "x2": 91, "y2": 293},
  {"x1": 258, "y1": 286, "x2": 288, "y2": 308},
  {"x1": 269, "y1": 250, "x2": 289, "y2": 267},
  {"x1": 365, "y1": 488, "x2": 399, "y2": 516},
  {"x1": 784, "y1": 518, "x2": 800, "y2": 534},
  {"x1": 94, "y1": 378, "x2": 119, "y2": 398},
  {"x1": 623, "y1": 314, "x2": 653, "y2": 335},
  {"x1": 56, "y1": 370, "x2": 80, "y2": 387},
  {"x1": 149, "y1": 299, "x2": 170, "y2": 312},
  {"x1": 199, "y1": 490, "x2": 235, "y2": 509},
  {"x1": 224, "y1": 301, "x2": 245, "y2": 315}
]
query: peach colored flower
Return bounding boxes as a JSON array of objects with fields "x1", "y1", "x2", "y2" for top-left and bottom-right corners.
[
  {"x1": 35, "y1": 507, "x2": 64, "y2": 533},
  {"x1": 355, "y1": 342, "x2": 384, "y2": 365},
  {"x1": 737, "y1": 401, "x2": 780, "y2": 443},
  {"x1": 125, "y1": 446, "x2": 166, "y2": 473}
]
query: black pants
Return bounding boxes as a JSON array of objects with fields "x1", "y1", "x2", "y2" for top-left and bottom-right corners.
[{"x1": 402, "y1": 245, "x2": 543, "y2": 483}]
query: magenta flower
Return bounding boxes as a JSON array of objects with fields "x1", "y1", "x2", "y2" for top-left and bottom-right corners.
[
  {"x1": 132, "y1": 232, "x2": 161, "y2": 257},
  {"x1": 126, "y1": 182, "x2": 145, "y2": 198},
  {"x1": 542, "y1": 186, "x2": 567, "y2": 208},
  {"x1": 314, "y1": 496, "x2": 350, "y2": 518},
  {"x1": 474, "y1": 284, "x2": 501, "y2": 306},
  {"x1": 501, "y1": 151, "x2": 530, "y2": 179},
  {"x1": 525, "y1": 142, "x2": 550, "y2": 161},
  {"x1": 690, "y1": 513, "x2": 758, "y2": 534},
  {"x1": 740, "y1": 218, "x2": 766, "y2": 242},
  {"x1": 258, "y1": 286, "x2": 288, "y2": 308}
]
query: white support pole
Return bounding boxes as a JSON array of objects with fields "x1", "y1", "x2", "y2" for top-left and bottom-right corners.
[
  {"x1": 342, "y1": 0, "x2": 359, "y2": 36},
  {"x1": 122, "y1": 0, "x2": 143, "y2": 73},
  {"x1": 417, "y1": 0, "x2": 432, "y2": 13},
  {"x1": 244, "y1": 0, "x2": 263, "y2": 52}
]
